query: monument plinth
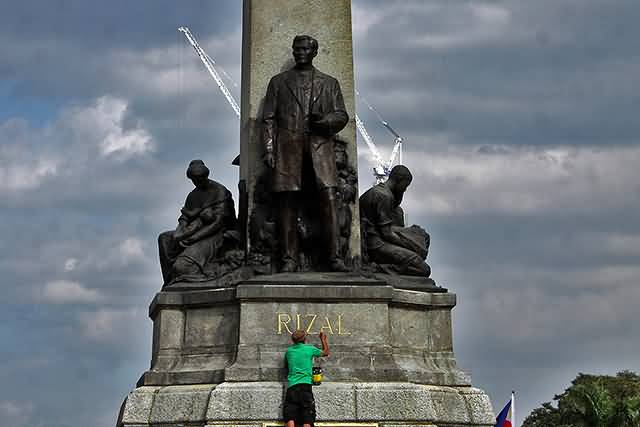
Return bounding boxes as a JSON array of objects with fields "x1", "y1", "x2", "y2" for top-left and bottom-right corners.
[
  {"x1": 120, "y1": 277, "x2": 493, "y2": 427},
  {"x1": 116, "y1": 1, "x2": 494, "y2": 426},
  {"x1": 138, "y1": 275, "x2": 470, "y2": 387}
]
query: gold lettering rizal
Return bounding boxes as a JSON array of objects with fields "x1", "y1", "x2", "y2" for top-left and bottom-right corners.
[{"x1": 276, "y1": 312, "x2": 350, "y2": 335}]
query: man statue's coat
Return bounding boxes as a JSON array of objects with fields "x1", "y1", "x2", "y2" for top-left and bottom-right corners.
[{"x1": 262, "y1": 66, "x2": 349, "y2": 192}]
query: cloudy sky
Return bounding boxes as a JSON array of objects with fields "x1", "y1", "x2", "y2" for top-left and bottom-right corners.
[{"x1": 1, "y1": 1, "x2": 639, "y2": 426}]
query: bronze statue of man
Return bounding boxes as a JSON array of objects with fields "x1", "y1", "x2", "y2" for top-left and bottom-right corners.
[{"x1": 262, "y1": 35, "x2": 349, "y2": 272}]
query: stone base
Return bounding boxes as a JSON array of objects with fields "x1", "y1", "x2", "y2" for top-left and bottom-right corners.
[
  {"x1": 138, "y1": 274, "x2": 470, "y2": 387},
  {"x1": 373, "y1": 274, "x2": 445, "y2": 292},
  {"x1": 124, "y1": 273, "x2": 494, "y2": 426},
  {"x1": 118, "y1": 382, "x2": 494, "y2": 427}
]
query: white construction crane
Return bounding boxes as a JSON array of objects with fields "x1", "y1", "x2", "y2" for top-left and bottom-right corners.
[
  {"x1": 356, "y1": 90, "x2": 404, "y2": 183},
  {"x1": 178, "y1": 26, "x2": 403, "y2": 180},
  {"x1": 355, "y1": 115, "x2": 388, "y2": 182},
  {"x1": 178, "y1": 26, "x2": 240, "y2": 118}
]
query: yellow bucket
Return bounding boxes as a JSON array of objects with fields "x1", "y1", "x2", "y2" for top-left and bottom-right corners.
[{"x1": 312, "y1": 367, "x2": 322, "y2": 385}]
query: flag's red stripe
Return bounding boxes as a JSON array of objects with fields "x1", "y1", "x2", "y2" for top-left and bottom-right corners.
[{"x1": 503, "y1": 421, "x2": 512, "y2": 427}]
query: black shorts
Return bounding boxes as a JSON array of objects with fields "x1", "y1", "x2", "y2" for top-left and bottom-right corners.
[{"x1": 283, "y1": 384, "x2": 316, "y2": 425}]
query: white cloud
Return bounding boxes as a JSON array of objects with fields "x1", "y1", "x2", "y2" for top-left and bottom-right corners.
[
  {"x1": 78, "y1": 308, "x2": 142, "y2": 342},
  {"x1": 604, "y1": 233, "x2": 640, "y2": 257},
  {"x1": 0, "y1": 95, "x2": 155, "y2": 197},
  {"x1": 66, "y1": 96, "x2": 153, "y2": 158},
  {"x1": 0, "y1": 400, "x2": 35, "y2": 424},
  {"x1": 0, "y1": 119, "x2": 59, "y2": 192},
  {"x1": 401, "y1": 143, "x2": 640, "y2": 216},
  {"x1": 473, "y1": 273, "x2": 640, "y2": 345},
  {"x1": 352, "y1": 3, "x2": 386, "y2": 38},
  {"x1": 119, "y1": 237, "x2": 145, "y2": 259},
  {"x1": 64, "y1": 257, "x2": 78, "y2": 271},
  {"x1": 109, "y1": 30, "x2": 242, "y2": 99},
  {"x1": 470, "y1": 4, "x2": 511, "y2": 25},
  {"x1": 41, "y1": 280, "x2": 102, "y2": 304},
  {"x1": 403, "y1": 3, "x2": 512, "y2": 49},
  {"x1": 102, "y1": 127, "x2": 152, "y2": 157},
  {"x1": 0, "y1": 157, "x2": 58, "y2": 192}
]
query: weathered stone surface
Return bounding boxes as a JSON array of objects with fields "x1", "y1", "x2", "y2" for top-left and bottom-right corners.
[
  {"x1": 226, "y1": 296, "x2": 402, "y2": 382},
  {"x1": 389, "y1": 305, "x2": 428, "y2": 349},
  {"x1": 391, "y1": 288, "x2": 456, "y2": 307},
  {"x1": 206, "y1": 424, "x2": 262, "y2": 427},
  {"x1": 155, "y1": 308, "x2": 184, "y2": 350},
  {"x1": 460, "y1": 387, "x2": 496, "y2": 425},
  {"x1": 150, "y1": 308, "x2": 184, "y2": 373},
  {"x1": 119, "y1": 386, "x2": 160, "y2": 425},
  {"x1": 237, "y1": 280, "x2": 391, "y2": 301},
  {"x1": 375, "y1": 274, "x2": 443, "y2": 292},
  {"x1": 207, "y1": 382, "x2": 285, "y2": 420},
  {"x1": 245, "y1": 272, "x2": 384, "y2": 286},
  {"x1": 149, "y1": 384, "x2": 215, "y2": 424},
  {"x1": 140, "y1": 369, "x2": 225, "y2": 387},
  {"x1": 142, "y1": 290, "x2": 239, "y2": 386},
  {"x1": 119, "y1": 382, "x2": 494, "y2": 426},
  {"x1": 354, "y1": 383, "x2": 437, "y2": 421},
  {"x1": 381, "y1": 424, "x2": 437, "y2": 427},
  {"x1": 150, "y1": 288, "x2": 236, "y2": 315},
  {"x1": 425, "y1": 385, "x2": 471, "y2": 425},
  {"x1": 184, "y1": 305, "x2": 239, "y2": 348},
  {"x1": 141, "y1": 282, "x2": 471, "y2": 386},
  {"x1": 427, "y1": 309, "x2": 453, "y2": 352},
  {"x1": 314, "y1": 382, "x2": 357, "y2": 420}
]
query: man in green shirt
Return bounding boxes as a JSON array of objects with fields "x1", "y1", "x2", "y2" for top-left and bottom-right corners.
[{"x1": 284, "y1": 330, "x2": 330, "y2": 427}]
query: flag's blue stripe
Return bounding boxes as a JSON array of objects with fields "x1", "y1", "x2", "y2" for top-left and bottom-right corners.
[{"x1": 494, "y1": 400, "x2": 511, "y2": 427}]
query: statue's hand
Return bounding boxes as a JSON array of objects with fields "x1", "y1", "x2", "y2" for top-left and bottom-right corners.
[
  {"x1": 310, "y1": 118, "x2": 330, "y2": 134},
  {"x1": 264, "y1": 152, "x2": 275, "y2": 169}
]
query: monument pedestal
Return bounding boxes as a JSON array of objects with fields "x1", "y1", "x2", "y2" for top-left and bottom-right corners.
[
  {"x1": 119, "y1": 382, "x2": 493, "y2": 427},
  {"x1": 118, "y1": 275, "x2": 494, "y2": 427}
]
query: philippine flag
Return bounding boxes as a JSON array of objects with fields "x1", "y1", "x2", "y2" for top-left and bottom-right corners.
[{"x1": 494, "y1": 395, "x2": 514, "y2": 427}]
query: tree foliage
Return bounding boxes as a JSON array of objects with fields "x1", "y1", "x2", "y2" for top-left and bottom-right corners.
[{"x1": 522, "y1": 371, "x2": 640, "y2": 427}]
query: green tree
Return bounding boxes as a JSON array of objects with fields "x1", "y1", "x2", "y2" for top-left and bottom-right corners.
[{"x1": 522, "y1": 371, "x2": 640, "y2": 427}]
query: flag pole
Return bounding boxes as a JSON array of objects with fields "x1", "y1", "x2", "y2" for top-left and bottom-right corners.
[{"x1": 511, "y1": 390, "x2": 516, "y2": 427}]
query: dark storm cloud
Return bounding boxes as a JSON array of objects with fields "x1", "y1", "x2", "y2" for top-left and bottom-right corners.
[
  {"x1": 0, "y1": 0, "x2": 241, "y2": 104},
  {"x1": 0, "y1": 0, "x2": 238, "y2": 49},
  {"x1": 352, "y1": 0, "x2": 640, "y2": 146}
]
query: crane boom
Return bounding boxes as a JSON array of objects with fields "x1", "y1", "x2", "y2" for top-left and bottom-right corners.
[
  {"x1": 385, "y1": 120, "x2": 403, "y2": 167},
  {"x1": 355, "y1": 114, "x2": 389, "y2": 182},
  {"x1": 355, "y1": 115, "x2": 385, "y2": 167},
  {"x1": 388, "y1": 137, "x2": 403, "y2": 167},
  {"x1": 178, "y1": 26, "x2": 240, "y2": 118},
  {"x1": 356, "y1": 91, "x2": 405, "y2": 179}
]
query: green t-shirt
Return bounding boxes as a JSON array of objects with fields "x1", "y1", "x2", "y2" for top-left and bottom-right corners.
[{"x1": 285, "y1": 343, "x2": 322, "y2": 388}]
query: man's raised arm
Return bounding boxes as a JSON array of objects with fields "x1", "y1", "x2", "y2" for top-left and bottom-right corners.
[{"x1": 319, "y1": 331, "x2": 330, "y2": 357}]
